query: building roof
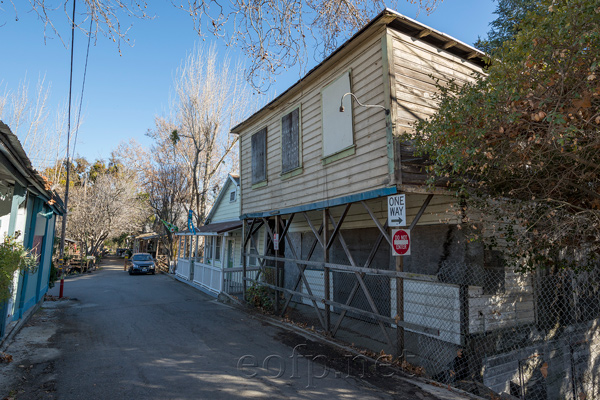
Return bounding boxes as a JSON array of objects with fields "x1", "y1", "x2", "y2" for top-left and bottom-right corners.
[
  {"x1": 230, "y1": 8, "x2": 487, "y2": 135},
  {"x1": 135, "y1": 232, "x2": 161, "y2": 240},
  {"x1": 177, "y1": 220, "x2": 243, "y2": 236},
  {"x1": 0, "y1": 121, "x2": 65, "y2": 215}
]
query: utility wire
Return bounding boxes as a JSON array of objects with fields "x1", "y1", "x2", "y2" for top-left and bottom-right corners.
[
  {"x1": 72, "y1": 12, "x2": 94, "y2": 158},
  {"x1": 59, "y1": 0, "x2": 77, "y2": 261}
]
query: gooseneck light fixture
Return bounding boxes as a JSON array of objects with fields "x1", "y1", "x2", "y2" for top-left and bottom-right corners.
[{"x1": 339, "y1": 92, "x2": 390, "y2": 115}]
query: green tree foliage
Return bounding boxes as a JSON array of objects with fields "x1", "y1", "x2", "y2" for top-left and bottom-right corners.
[
  {"x1": 410, "y1": 0, "x2": 600, "y2": 271},
  {"x1": 0, "y1": 233, "x2": 38, "y2": 302},
  {"x1": 475, "y1": 0, "x2": 537, "y2": 54}
]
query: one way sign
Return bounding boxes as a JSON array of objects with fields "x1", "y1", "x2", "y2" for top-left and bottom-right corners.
[{"x1": 387, "y1": 194, "x2": 406, "y2": 227}]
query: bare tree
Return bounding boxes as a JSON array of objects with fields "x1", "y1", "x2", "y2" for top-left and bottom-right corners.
[
  {"x1": 117, "y1": 138, "x2": 190, "y2": 264},
  {"x1": 177, "y1": 0, "x2": 442, "y2": 90},
  {"x1": 0, "y1": 77, "x2": 70, "y2": 171},
  {"x1": 149, "y1": 44, "x2": 248, "y2": 227},
  {"x1": 13, "y1": 0, "x2": 152, "y2": 49},
  {"x1": 8, "y1": 1, "x2": 442, "y2": 91},
  {"x1": 66, "y1": 166, "x2": 148, "y2": 257}
]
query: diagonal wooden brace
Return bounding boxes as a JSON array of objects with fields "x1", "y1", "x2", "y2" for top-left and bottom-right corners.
[{"x1": 326, "y1": 213, "x2": 393, "y2": 347}]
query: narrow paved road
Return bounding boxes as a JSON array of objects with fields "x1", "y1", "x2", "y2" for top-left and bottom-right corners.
[{"x1": 3, "y1": 257, "x2": 462, "y2": 400}]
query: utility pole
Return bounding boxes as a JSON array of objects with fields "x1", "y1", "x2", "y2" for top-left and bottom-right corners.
[{"x1": 58, "y1": 0, "x2": 77, "y2": 297}]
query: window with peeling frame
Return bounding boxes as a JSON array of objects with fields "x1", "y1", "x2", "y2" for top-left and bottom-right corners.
[
  {"x1": 281, "y1": 107, "x2": 300, "y2": 173},
  {"x1": 251, "y1": 128, "x2": 267, "y2": 184}
]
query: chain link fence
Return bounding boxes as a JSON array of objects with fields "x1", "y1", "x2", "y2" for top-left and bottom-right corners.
[{"x1": 245, "y1": 255, "x2": 600, "y2": 400}]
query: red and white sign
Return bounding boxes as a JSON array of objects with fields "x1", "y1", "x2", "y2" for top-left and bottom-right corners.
[
  {"x1": 273, "y1": 233, "x2": 280, "y2": 251},
  {"x1": 392, "y1": 229, "x2": 411, "y2": 256}
]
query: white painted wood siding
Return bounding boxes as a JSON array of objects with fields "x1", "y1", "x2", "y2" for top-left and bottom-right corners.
[
  {"x1": 238, "y1": 28, "x2": 390, "y2": 216},
  {"x1": 210, "y1": 180, "x2": 240, "y2": 222}
]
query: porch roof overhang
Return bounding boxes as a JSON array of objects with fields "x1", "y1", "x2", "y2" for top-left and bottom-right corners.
[
  {"x1": 0, "y1": 121, "x2": 65, "y2": 215},
  {"x1": 177, "y1": 220, "x2": 243, "y2": 236},
  {"x1": 135, "y1": 232, "x2": 160, "y2": 240}
]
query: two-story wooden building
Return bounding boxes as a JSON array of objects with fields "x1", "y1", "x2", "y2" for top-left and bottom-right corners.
[{"x1": 229, "y1": 8, "x2": 557, "y2": 398}]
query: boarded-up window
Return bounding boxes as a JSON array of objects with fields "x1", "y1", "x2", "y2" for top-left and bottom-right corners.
[
  {"x1": 322, "y1": 72, "x2": 353, "y2": 157},
  {"x1": 251, "y1": 128, "x2": 267, "y2": 184},
  {"x1": 281, "y1": 108, "x2": 300, "y2": 173}
]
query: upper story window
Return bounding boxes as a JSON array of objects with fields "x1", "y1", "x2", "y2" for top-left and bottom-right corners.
[
  {"x1": 229, "y1": 190, "x2": 236, "y2": 202},
  {"x1": 281, "y1": 107, "x2": 300, "y2": 173},
  {"x1": 321, "y1": 71, "x2": 353, "y2": 158},
  {"x1": 251, "y1": 127, "x2": 267, "y2": 184}
]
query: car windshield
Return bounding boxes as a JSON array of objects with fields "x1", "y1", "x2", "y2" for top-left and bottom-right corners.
[{"x1": 132, "y1": 254, "x2": 153, "y2": 261}]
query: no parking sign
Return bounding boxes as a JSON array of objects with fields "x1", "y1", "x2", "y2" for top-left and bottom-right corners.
[{"x1": 392, "y1": 229, "x2": 411, "y2": 256}]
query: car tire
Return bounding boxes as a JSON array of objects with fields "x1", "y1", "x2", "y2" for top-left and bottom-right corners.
[
  {"x1": 128, "y1": 269, "x2": 133, "y2": 275},
  {"x1": 151, "y1": 270, "x2": 156, "y2": 275}
]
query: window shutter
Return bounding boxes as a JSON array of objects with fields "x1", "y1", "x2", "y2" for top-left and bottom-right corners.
[{"x1": 251, "y1": 128, "x2": 267, "y2": 184}]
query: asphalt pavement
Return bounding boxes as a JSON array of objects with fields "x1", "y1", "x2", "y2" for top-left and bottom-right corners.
[{"x1": 0, "y1": 256, "x2": 473, "y2": 400}]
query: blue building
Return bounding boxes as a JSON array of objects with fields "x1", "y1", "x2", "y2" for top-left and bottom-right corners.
[{"x1": 0, "y1": 121, "x2": 65, "y2": 341}]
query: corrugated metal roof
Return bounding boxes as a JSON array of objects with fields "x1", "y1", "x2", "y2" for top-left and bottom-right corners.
[
  {"x1": 0, "y1": 120, "x2": 65, "y2": 215},
  {"x1": 177, "y1": 220, "x2": 242, "y2": 236}
]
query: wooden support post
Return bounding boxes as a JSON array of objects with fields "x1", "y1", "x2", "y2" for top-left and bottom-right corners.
[
  {"x1": 323, "y1": 208, "x2": 330, "y2": 332},
  {"x1": 279, "y1": 219, "x2": 325, "y2": 325},
  {"x1": 263, "y1": 218, "x2": 274, "y2": 306},
  {"x1": 275, "y1": 215, "x2": 280, "y2": 313},
  {"x1": 332, "y1": 223, "x2": 387, "y2": 336},
  {"x1": 396, "y1": 194, "x2": 433, "y2": 358},
  {"x1": 242, "y1": 220, "x2": 247, "y2": 301},
  {"x1": 396, "y1": 255, "x2": 405, "y2": 360},
  {"x1": 328, "y1": 213, "x2": 393, "y2": 347}
]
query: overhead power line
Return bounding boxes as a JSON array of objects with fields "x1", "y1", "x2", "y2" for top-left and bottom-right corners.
[
  {"x1": 59, "y1": 0, "x2": 77, "y2": 261},
  {"x1": 72, "y1": 11, "x2": 94, "y2": 158}
]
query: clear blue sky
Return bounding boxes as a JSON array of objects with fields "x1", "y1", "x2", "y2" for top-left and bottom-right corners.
[{"x1": 0, "y1": 1, "x2": 497, "y2": 167}]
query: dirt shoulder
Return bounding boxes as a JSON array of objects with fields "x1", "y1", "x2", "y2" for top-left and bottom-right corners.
[{"x1": 0, "y1": 298, "x2": 74, "y2": 400}]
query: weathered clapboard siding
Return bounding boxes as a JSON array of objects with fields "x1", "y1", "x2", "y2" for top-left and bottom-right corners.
[
  {"x1": 239, "y1": 28, "x2": 391, "y2": 216},
  {"x1": 389, "y1": 29, "x2": 484, "y2": 187},
  {"x1": 469, "y1": 272, "x2": 535, "y2": 333},
  {"x1": 209, "y1": 179, "x2": 240, "y2": 222}
]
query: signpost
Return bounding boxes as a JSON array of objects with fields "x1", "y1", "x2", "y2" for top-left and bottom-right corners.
[
  {"x1": 392, "y1": 229, "x2": 411, "y2": 256},
  {"x1": 388, "y1": 194, "x2": 406, "y2": 227}
]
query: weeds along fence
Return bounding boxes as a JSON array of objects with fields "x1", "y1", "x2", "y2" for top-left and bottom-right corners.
[{"x1": 236, "y1": 258, "x2": 600, "y2": 400}]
